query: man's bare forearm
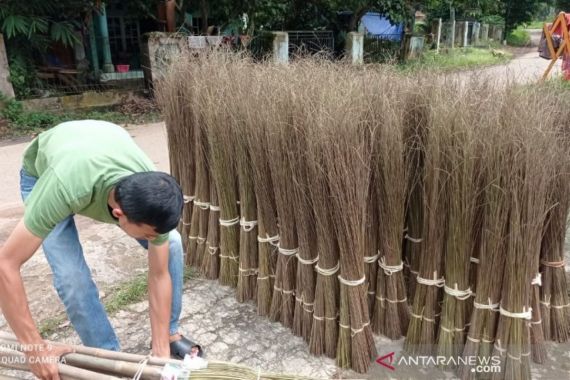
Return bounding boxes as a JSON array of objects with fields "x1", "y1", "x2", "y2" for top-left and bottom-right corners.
[
  {"x1": 0, "y1": 220, "x2": 44, "y2": 345},
  {"x1": 0, "y1": 267, "x2": 43, "y2": 344},
  {"x1": 148, "y1": 242, "x2": 172, "y2": 357}
]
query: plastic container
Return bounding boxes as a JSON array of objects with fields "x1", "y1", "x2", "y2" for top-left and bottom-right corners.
[{"x1": 116, "y1": 64, "x2": 130, "y2": 73}]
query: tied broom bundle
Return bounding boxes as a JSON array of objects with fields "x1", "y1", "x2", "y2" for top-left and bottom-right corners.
[
  {"x1": 323, "y1": 66, "x2": 376, "y2": 373},
  {"x1": 539, "y1": 125, "x2": 570, "y2": 342},
  {"x1": 491, "y1": 95, "x2": 554, "y2": 380},
  {"x1": 401, "y1": 89, "x2": 430, "y2": 302},
  {"x1": 234, "y1": 90, "x2": 259, "y2": 303},
  {"x1": 307, "y1": 103, "x2": 341, "y2": 359},
  {"x1": 242, "y1": 66, "x2": 280, "y2": 317},
  {"x1": 364, "y1": 178, "x2": 380, "y2": 319},
  {"x1": 197, "y1": 53, "x2": 240, "y2": 287},
  {"x1": 191, "y1": 121, "x2": 211, "y2": 269},
  {"x1": 290, "y1": 89, "x2": 318, "y2": 343},
  {"x1": 155, "y1": 62, "x2": 196, "y2": 255},
  {"x1": 404, "y1": 83, "x2": 450, "y2": 357},
  {"x1": 201, "y1": 175, "x2": 220, "y2": 280},
  {"x1": 268, "y1": 71, "x2": 298, "y2": 329},
  {"x1": 436, "y1": 96, "x2": 481, "y2": 369},
  {"x1": 371, "y1": 76, "x2": 410, "y2": 340},
  {"x1": 458, "y1": 91, "x2": 510, "y2": 380}
]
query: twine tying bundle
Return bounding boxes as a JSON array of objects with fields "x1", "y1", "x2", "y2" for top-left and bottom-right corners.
[
  {"x1": 444, "y1": 283, "x2": 473, "y2": 300},
  {"x1": 338, "y1": 275, "x2": 366, "y2": 286},
  {"x1": 540, "y1": 259, "x2": 566, "y2": 268},
  {"x1": 378, "y1": 257, "x2": 404, "y2": 276},
  {"x1": 339, "y1": 321, "x2": 371, "y2": 337},
  {"x1": 194, "y1": 200, "x2": 210, "y2": 210},
  {"x1": 531, "y1": 272, "x2": 542, "y2": 286},
  {"x1": 410, "y1": 311, "x2": 440, "y2": 323},
  {"x1": 473, "y1": 298, "x2": 500, "y2": 311},
  {"x1": 499, "y1": 306, "x2": 532, "y2": 320},
  {"x1": 257, "y1": 234, "x2": 280, "y2": 246},
  {"x1": 297, "y1": 253, "x2": 319, "y2": 265},
  {"x1": 363, "y1": 253, "x2": 379, "y2": 264},
  {"x1": 273, "y1": 286, "x2": 295, "y2": 295},
  {"x1": 219, "y1": 216, "x2": 240, "y2": 227},
  {"x1": 239, "y1": 217, "x2": 258, "y2": 232},
  {"x1": 239, "y1": 266, "x2": 259, "y2": 276},
  {"x1": 404, "y1": 234, "x2": 423, "y2": 243},
  {"x1": 314, "y1": 262, "x2": 340, "y2": 276},
  {"x1": 416, "y1": 272, "x2": 445, "y2": 287},
  {"x1": 278, "y1": 246, "x2": 299, "y2": 256},
  {"x1": 375, "y1": 295, "x2": 408, "y2": 304}
]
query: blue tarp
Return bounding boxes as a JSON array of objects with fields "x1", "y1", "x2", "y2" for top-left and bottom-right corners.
[{"x1": 360, "y1": 12, "x2": 403, "y2": 41}]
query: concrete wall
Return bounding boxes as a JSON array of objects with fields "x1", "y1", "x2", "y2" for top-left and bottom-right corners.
[
  {"x1": 0, "y1": 34, "x2": 15, "y2": 98},
  {"x1": 21, "y1": 90, "x2": 137, "y2": 112},
  {"x1": 141, "y1": 33, "x2": 188, "y2": 91}
]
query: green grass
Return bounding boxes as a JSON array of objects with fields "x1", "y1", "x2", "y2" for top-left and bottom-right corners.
[
  {"x1": 524, "y1": 20, "x2": 548, "y2": 30},
  {"x1": 400, "y1": 48, "x2": 513, "y2": 73},
  {"x1": 507, "y1": 28, "x2": 531, "y2": 47},
  {"x1": 38, "y1": 266, "x2": 198, "y2": 337}
]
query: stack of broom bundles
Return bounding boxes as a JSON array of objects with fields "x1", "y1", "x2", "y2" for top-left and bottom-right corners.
[{"x1": 156, "y1": 51, "x2": 570, "y2": 375}]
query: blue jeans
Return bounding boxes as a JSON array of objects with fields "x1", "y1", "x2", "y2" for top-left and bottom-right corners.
[{"x1": 20, "y1": 169, "x2": 184, "y2": 350}]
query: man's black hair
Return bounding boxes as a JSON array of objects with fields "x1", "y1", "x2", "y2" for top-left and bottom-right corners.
[{"x1": 115, "y1": 172, "x2": 183, "y2": 234}]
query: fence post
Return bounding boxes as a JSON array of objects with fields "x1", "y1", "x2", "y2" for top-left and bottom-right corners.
[
  {"x1": 0, "y1": 34, "x2": 14, "y2": 98},
  {"x1": 272, "y1": 32, "x2": 289, "y2": 64},
  {"x1": 96, "y1": 3, "x2": 114, "y2": 73},
  {"x1": 345, "y1": 32, "x2": 364, "y2": 64},
  {"x1": 464, "y1": 21, "x2": 469, "y2": 47},
  {"x1": 436, "y1": 18, "x2": 442, "y2": 53},
  {"x1": 481, "y1": 24, "x2": 489, "y2": 43},
  {"x1": 450, "y1": 20, "x2": 456, "y2": 48},
  {"x1": 472, "y1": 22, "x2": 481, "y2": 46}
]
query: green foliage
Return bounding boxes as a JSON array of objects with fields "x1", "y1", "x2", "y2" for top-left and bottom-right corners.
[
  {"x1": 363, "y1": 37, "x2": 401, "y2": 63},
  {"x1": 556, "y1": 0, "x2": 570, "y2": 12},
  {"x1": 0, "y1": 2, "x2": 90, "y2": 46},
  {"x1": 0, "y1": 97, "x2": 59, "y2": 133},
  {"x1": 7, "y1": 53, "x2": 40, "y2": 99},
  {"x1": 481, "y1": 14, "x2": 506, "y2": 25},
  {"x1": 503, "y1": 0, "x2": 541, "y2": 34},
  {"x1": 507, "y1": 28, "x2": 531, "y2": 46},
  {"x1": 401, "y1": 48, "x2": 513, "y2": 72}
]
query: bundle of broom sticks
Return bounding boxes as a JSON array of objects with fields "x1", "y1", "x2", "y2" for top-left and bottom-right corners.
[
  {"x1": 156, "y1": 51, "x2": 570, "y2": 376},
  {"x1": 0, "y1": 332, "x2": 318, "y2": 380}
]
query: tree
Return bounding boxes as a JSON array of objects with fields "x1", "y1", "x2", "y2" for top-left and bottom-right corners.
[
  {"x1": 556, "y1": 0, "x2": 570, "y2": 12},
  {"x1": 502, "y1": 0, "x2": 541, "y2": 34},
  {"x1": 0, "y1": 1, "x2": 97, "y2": 47}
]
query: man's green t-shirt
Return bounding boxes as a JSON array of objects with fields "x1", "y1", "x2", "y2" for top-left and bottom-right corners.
[{"x1": 22, "y1": 120, "x2": 169, "y2": 245}]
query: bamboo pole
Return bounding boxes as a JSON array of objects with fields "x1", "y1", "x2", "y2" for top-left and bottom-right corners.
[
  {"x1": 0, "y1": 347, "x2": 121, "y2": 380},
  {"x1": 0, "y1": 332, "x2": 177, "y2": 367}
]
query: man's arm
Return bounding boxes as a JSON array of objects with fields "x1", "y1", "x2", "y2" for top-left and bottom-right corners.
[
  {"x1": 0, "y1": 219, "x2": 72, "y2": 379},
  {"x1": 148, "y1": 241, "x2": 172, "y2": 358}
]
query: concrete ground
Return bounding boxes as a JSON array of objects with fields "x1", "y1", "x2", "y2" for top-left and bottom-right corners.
[{"x1": 1, "y1": 52, "x2": 569, "y2": 379}]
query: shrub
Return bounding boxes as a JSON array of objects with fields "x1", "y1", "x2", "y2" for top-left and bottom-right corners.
[{"x1": 507, "y1": 29, "x2": 531, "y2": 47}]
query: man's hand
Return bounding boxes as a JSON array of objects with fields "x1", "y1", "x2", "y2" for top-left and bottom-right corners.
[
  {"x1": 24, "y1": 342, "x2": 73, "y2": 380},
  {"x1": 148, "y1": 241, "x2": 172, "y2": 359}
]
